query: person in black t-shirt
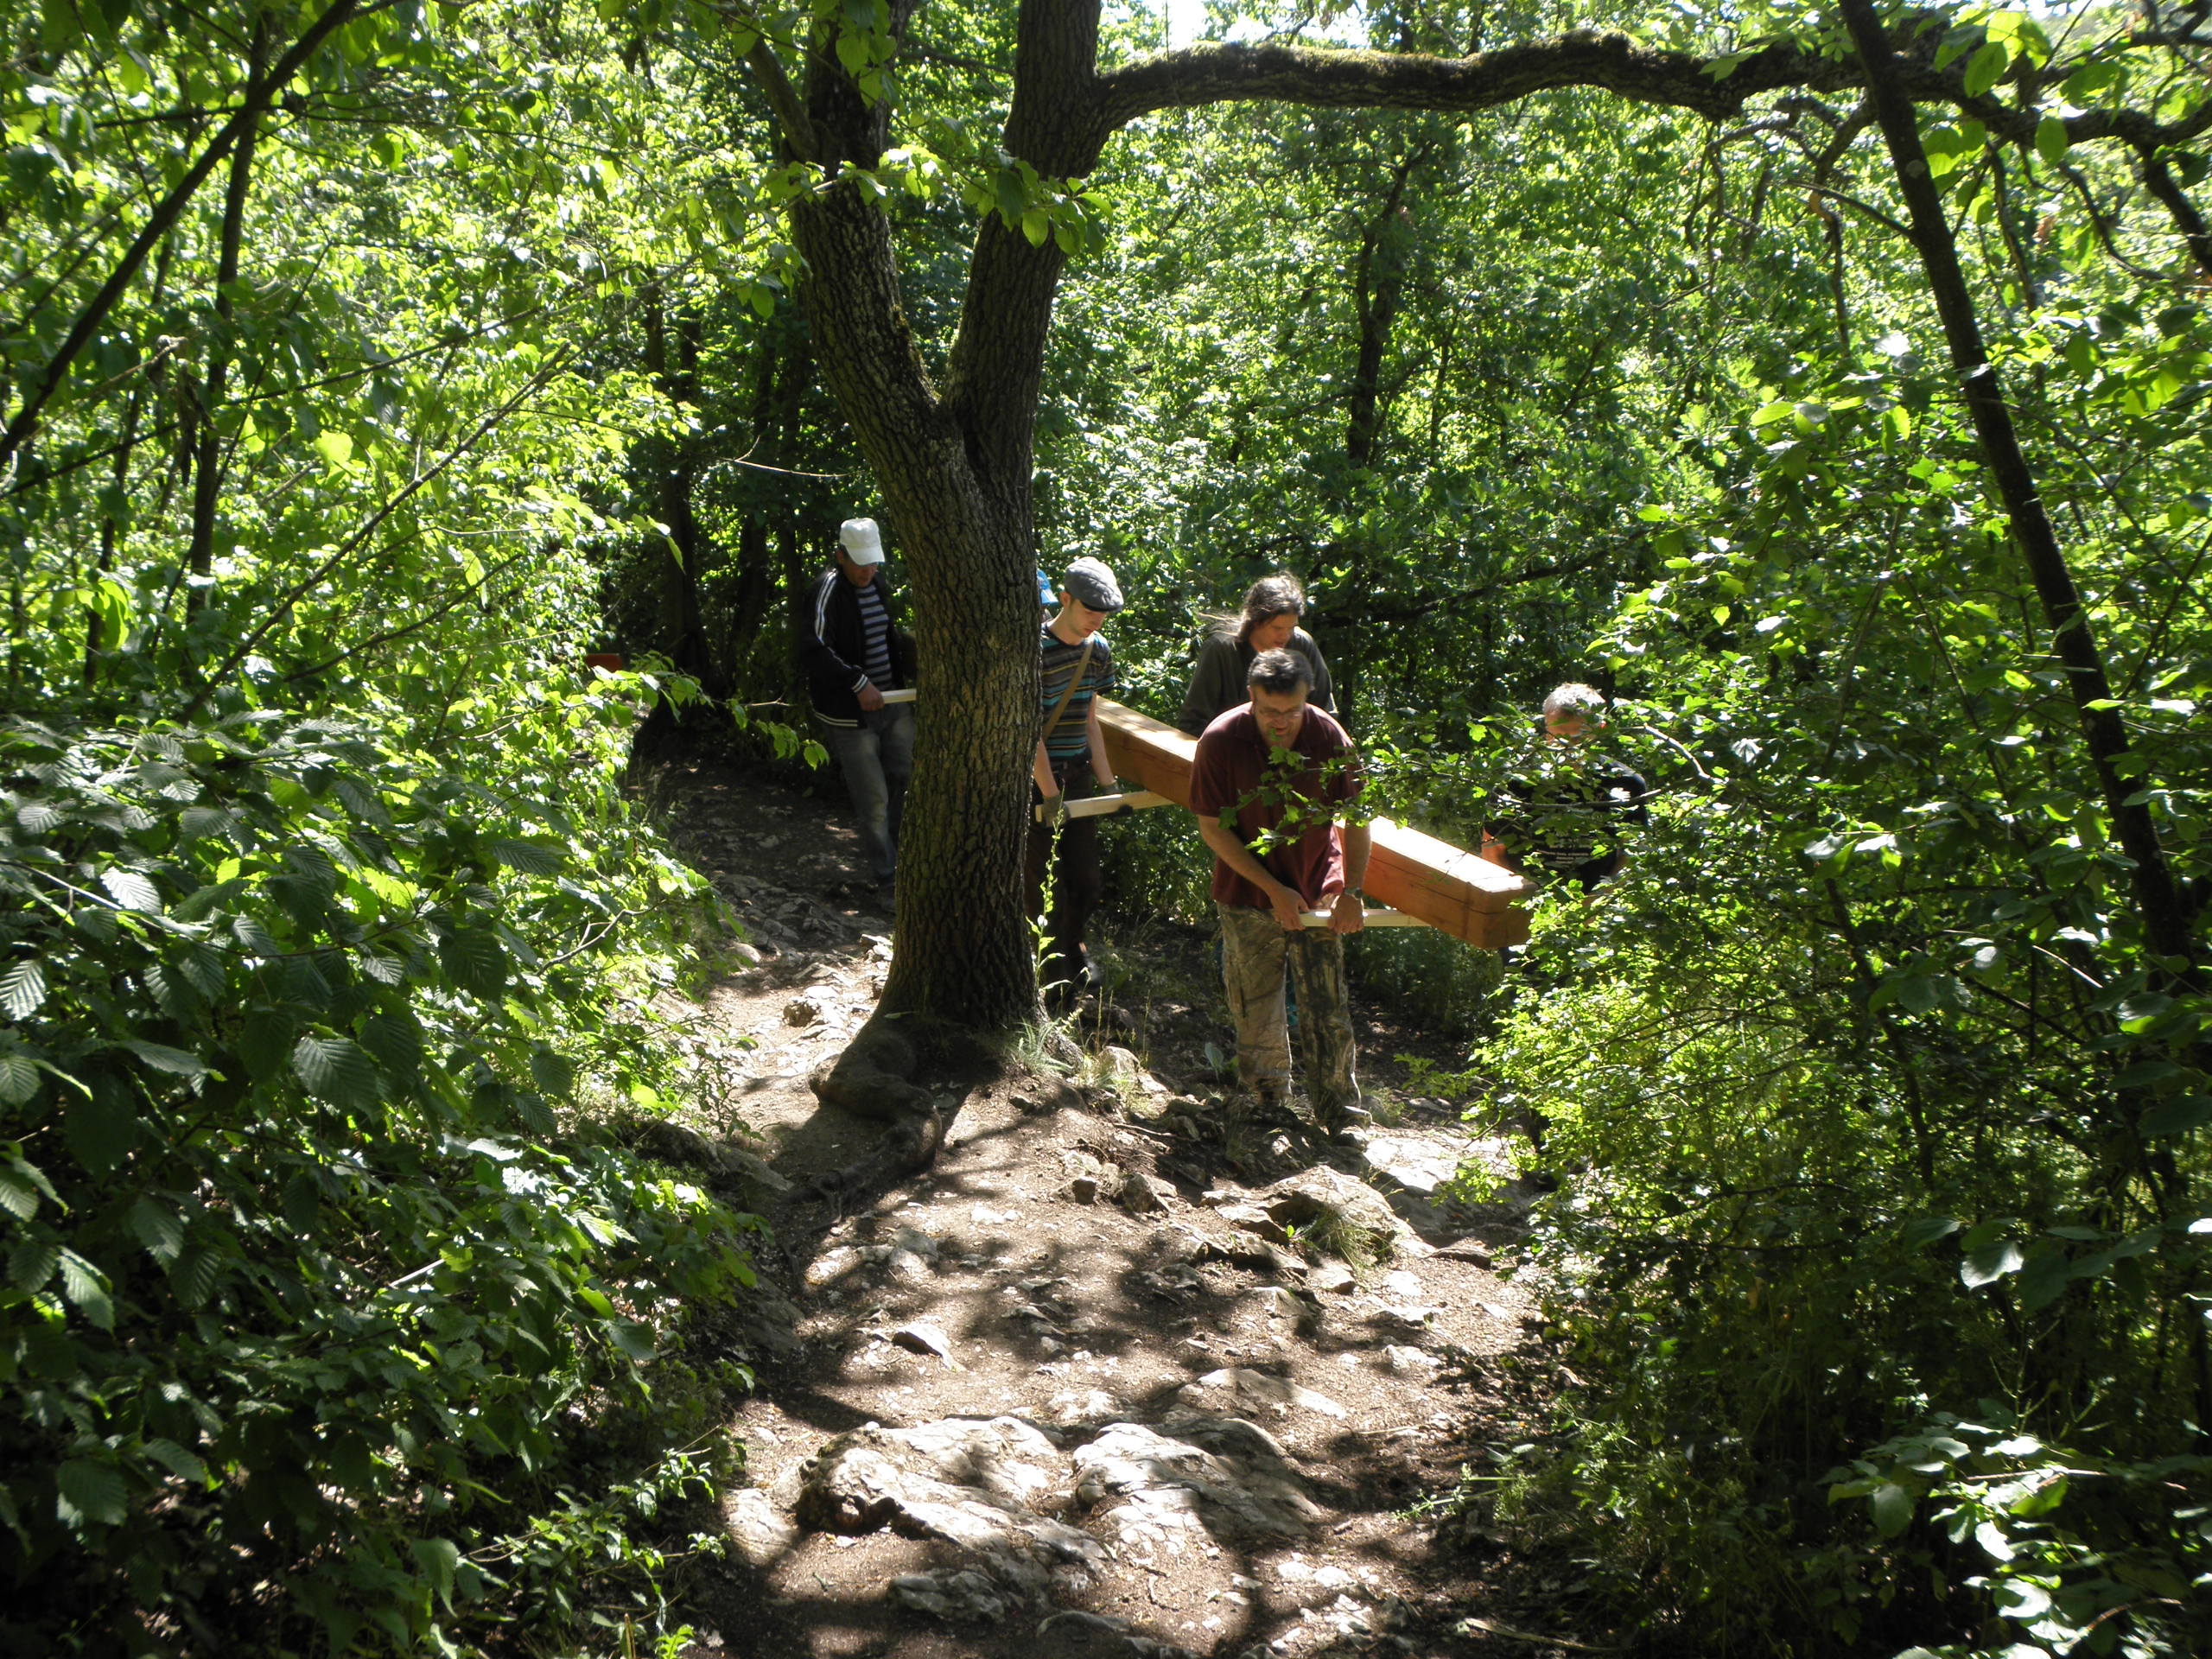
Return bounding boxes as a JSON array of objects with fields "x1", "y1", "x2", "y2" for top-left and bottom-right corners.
[{"x1": 1481, "y1": 683, "x2": 1648, "y2": 892}]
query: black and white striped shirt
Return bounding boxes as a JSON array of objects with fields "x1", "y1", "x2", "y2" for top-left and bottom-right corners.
[{"x1": 854, "y1": 581, "x2": 893, "y2": 689}]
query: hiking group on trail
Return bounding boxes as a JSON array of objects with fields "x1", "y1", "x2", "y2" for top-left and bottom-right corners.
[{"x1": 800, "y1": 524, "x2": 1647, "y2": 1136}]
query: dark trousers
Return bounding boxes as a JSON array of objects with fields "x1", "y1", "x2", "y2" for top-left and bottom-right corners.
[{"x1": 1025, "y1": 757, "x2": 1103, "y2": 1010}]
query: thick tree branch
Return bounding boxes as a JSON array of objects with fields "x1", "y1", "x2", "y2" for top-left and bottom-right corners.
[
  {"x1": 1096, "y1": 32, "x2": 1858, "y2": 130},
  {"x1": 2137, "y1": 146, "x2": 2212, "y2": 279},
  {"x1": 1093, "y1": 27, "x2": 2212, "y2": 159},
  {"x1": 741, "y1": 39, "x2": 818, "y2": 163}
]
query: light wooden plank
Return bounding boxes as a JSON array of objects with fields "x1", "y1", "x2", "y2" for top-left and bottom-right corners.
[{"x1": 1095, "y1": 698, "x2": 1534, "y2": 950}]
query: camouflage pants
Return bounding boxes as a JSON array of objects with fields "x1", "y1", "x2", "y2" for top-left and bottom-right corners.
[{"x1": 1217, "y1": 902, "x2": 1359, "y2": 1119}]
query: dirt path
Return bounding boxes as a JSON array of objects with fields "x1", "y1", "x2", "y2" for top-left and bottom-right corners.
[{"x1": 643, "y1": 756, "x2": 1602, "y2": 1659}]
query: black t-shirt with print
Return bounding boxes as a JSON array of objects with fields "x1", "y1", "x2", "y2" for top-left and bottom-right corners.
[{"x1": 1490, "y1": 747, "x2": 1649, "y2": 882}]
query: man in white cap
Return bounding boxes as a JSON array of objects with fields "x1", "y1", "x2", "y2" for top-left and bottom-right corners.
[{"x1": 799, "y1": 517, "x2": 914, "y2": 896}]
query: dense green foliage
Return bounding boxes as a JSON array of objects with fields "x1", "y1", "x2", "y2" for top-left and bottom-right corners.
[
  {"x1": 0, "y1": 2, "x2": 778, "y2": 1649},
  {"x1": 10, "y1": 0, "x2": 2212, "y2": 1654},
  {"x1": 1030, "y1": 8, "x2": 2212, "y2": 1657}
]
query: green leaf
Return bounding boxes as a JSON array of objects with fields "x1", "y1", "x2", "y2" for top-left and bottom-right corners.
[
  {"x1": 1020, "y1": 208, "x2": 1049, "y2": 247},
  {"x1": 1900, "y1": 1216, "x2": 1961, "y2": 1249},
  {"x1": 359, "y1": 1012, "x2": 424, "y2": 1078},
  {"x1": 56, "y1": 1459, "x2": 128, "y2": 1528},
  {"x1": 487, "y1": 837, "x2": 564, "y2": 875},
  {"x1": 128, "y1": 1197, "x2": 184, "y2": 1263},
  {"x1": 1869, "y1": 1480, "x2": 1916, "y2": 1537},
  {"x1": 282, "y1": 1171, "x2": 321, "y2": 1230},
  {"x1": 142, "y1": 1438, "x2": 209, "y2": 1485},
  {"x1": 100, "y1": 869, "x2": 161, "y2": 912},
  {"x1": 439, "y1": 928, "x2": 509, "y2": 1000},
  {"x1": 118, "y1": 1039, "x2": 210, "y2": 1077},
  {"x1": 529, "y1": 1046, "x2": 575, "y2": 1096},
  {"x1": 0, "y1": 1052, "x2": 39, "y2": 1105},
  {"x1": 66, "y1": 1078, "x2": 138, "y2": 1175},
  {"x1": 313, "y1": 430, "x2": 353, "y2": 467},
  {"x1": 0, "y1": 960, "x2": 48, "y2": 1020},
  {"x1": 2118, "y1": 991, "x2": 2172, "y2": 1033},
  {"x1": 238, "y1": 1007, "x2": 300, "y2": 1078},
  {"x1": 0, "y1": 1166, "x2": 44, "y2": 1221},
  {"x1": 58, "y1": 1249, "x2": 115, "y2": 1329},
  {"x1": 412, "y1": 1535, "x2": 461, "y2": 1608},
  {"x1": 1961, "y1": 1240, "x2": 2025, "y2": 1288},
  {"x1": 1962, "y1": 40, "x2": 2010, "y2": 98},
  {"x1": 2034, "y1": 115, "x2": 2069, "y2": 166},
  {"x1": 2141, "y1": 1094, "x2": 2212, "y2": 1137},
  {"x1": 10, "y1": 1238, "x2": 59, "y2": 1292},
  {"x1": 290, "y1": 1035, "x2": 380, "y2": 1109},
  {"x1": 169, "y1": 1245, "x2": 221, "y2": 1308},
  {"x1": 1993, "y1": 1580, "x2": 2052, "y2": 1619},
  {"x1": 834, "y1": 29, "x2": 867, "y2": 77}
]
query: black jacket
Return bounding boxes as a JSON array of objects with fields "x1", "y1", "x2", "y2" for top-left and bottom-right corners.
[{"x1": 798, "y1": 568, "x2": 915, "y2": 726}]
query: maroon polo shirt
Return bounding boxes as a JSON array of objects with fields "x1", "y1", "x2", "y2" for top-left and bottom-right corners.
[{"x1": 1188, "y1": 704, "x2": 1363, "y2": 910}]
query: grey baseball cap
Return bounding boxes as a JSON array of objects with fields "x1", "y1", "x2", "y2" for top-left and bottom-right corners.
[{"x1": 1061, "y1": 556, "x2": 1123, "y2": 613}]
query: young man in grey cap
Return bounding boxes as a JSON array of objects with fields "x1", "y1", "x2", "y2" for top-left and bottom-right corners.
[
  {"x1": 1027, "y1": 556, "x2": 1122, "y2": 1011},
  {"x1": 799, "y1": 517, "x2": 914, "y2": 896}
]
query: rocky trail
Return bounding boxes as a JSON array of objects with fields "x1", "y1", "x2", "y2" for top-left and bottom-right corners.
[{"x1": 639, "y1": 755, "x2": 1609, "y2": 1659}]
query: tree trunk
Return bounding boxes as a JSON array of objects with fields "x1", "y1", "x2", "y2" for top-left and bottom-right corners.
[
  {"x1": 1840, "y1": 0, "x2": 2197, "y2": 978},
  {"x1": 188, "y1": 16, "x2": 269, "y2": 591},
  {"x1": 641, "y1": 293, "x2": 714, "y2": 688},
  {"x1": 783, "y1": 0, "x2": 1113, "y2": 1036}
]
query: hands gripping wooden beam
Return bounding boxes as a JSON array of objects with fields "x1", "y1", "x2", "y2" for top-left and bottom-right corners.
[{"x1": 1092, "y1": 698, "x2": 1534, "y2": 950}]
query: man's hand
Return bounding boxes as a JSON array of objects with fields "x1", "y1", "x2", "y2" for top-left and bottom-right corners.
[
  {"x1": 856, "y1": 682, "x2": 887, "y2": 713},
  {"x1": 1039, "y1": 792, "x2": 1067, "y2": 829},
  {"x1": 1329, "y1": 889, "x2": 1366, "y2": 935},
  {"x1": 1267, "y1": 883, "x2": 1305, "y2": 932}
]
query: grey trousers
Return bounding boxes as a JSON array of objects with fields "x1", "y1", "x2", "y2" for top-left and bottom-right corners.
[{"x1": 817, "y1": 707, "x2": 914, "y2": 882}]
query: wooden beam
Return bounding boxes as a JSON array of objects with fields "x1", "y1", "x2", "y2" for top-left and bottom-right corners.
[{"x1": 1096, "y1": 698, "x2": 1533, "y2": 950}]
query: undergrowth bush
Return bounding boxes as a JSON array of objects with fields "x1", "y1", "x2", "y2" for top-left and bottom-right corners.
[
  {"x1": 1441, "y1": 865, "x2": 2211, "y2": 1659},
  {"x1": 0, "y1": 675, "x2": 762, "y2": 1655}
]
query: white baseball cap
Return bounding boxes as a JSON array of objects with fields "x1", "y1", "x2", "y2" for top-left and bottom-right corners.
[{"x1": 837, "y1": 518, "x2": 885, "y2": 565}]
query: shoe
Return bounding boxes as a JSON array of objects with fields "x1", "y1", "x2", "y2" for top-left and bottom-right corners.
[{"x1": 1314, "y1": 1103, "x2": 1372, "y2": 1144}]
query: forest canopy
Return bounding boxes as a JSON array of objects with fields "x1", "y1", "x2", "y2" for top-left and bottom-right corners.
[{"x1": 2, "y1": 0, "x2": 2209, "y2": 1655}]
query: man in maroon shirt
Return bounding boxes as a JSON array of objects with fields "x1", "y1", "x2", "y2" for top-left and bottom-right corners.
[{"x1": 1188, "y1": 648, "x2": 1372, "y2": 1141}]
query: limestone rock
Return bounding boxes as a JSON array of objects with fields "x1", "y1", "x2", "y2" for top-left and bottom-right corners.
[
  {"x1": 890, "y1": 1567, "x2": 1014, "y2": 1624},
  {"x1": 1061, "y1": 1149, "x2": 1122, "y2": 1205},
  {"x1": 1099, "y1": 1045, "x2": 1143, "y2": 1079},
  {"x1": 1178, "y1": 1367, "x2": 1348, "y2": 1421},
  {"x1": 1073, "y1": 1416, "x2": 1321, "y2": 1542},
  {"x1": 721, "y1": 1487, "x2": 797, "y2": 1567},
  {"x1": 1384, "y1": 1344, "x2": 1441, "y2": 1379},
  {"x1": 1309, "y1": 1262, "x2": 1358, "y2": 1295},
  {"x1": 803, "y1": 1246, "x2": 860, "y2": 1291},
  {"x1": 1118, "y1": 1172, "x2": 1170, "y2": 1215},
  {"x1": 891, "y1": 1321, "x2": 957, "y2": 1363},
  {"x1": 1044, "y1": 1388, "x2": 1124, "y2": 1428},
  {"x1": 1259, "y1": 1168, "x2": 1412, "y2": 1260},
  {"x1": 1035, "y1": 1610, "x2": 1200, "y2": 1657},
  {"x1": 794, "y1": 1419, "x2": 1101, "y2": 1599}
]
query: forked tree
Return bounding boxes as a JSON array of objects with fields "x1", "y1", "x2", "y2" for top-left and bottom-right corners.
[{"x1": 728, "y1": 0, "x2": 2208, "y2": 1065}]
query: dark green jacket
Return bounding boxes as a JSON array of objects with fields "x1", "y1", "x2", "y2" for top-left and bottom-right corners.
[{"x1": 1176, "y1": 626, "x2": 1335, "y2": 736}]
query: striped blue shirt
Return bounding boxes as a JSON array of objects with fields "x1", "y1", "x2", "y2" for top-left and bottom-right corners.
[{"x1": 1039, "y1": 626, "x2": 1116, "y2": 764}]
